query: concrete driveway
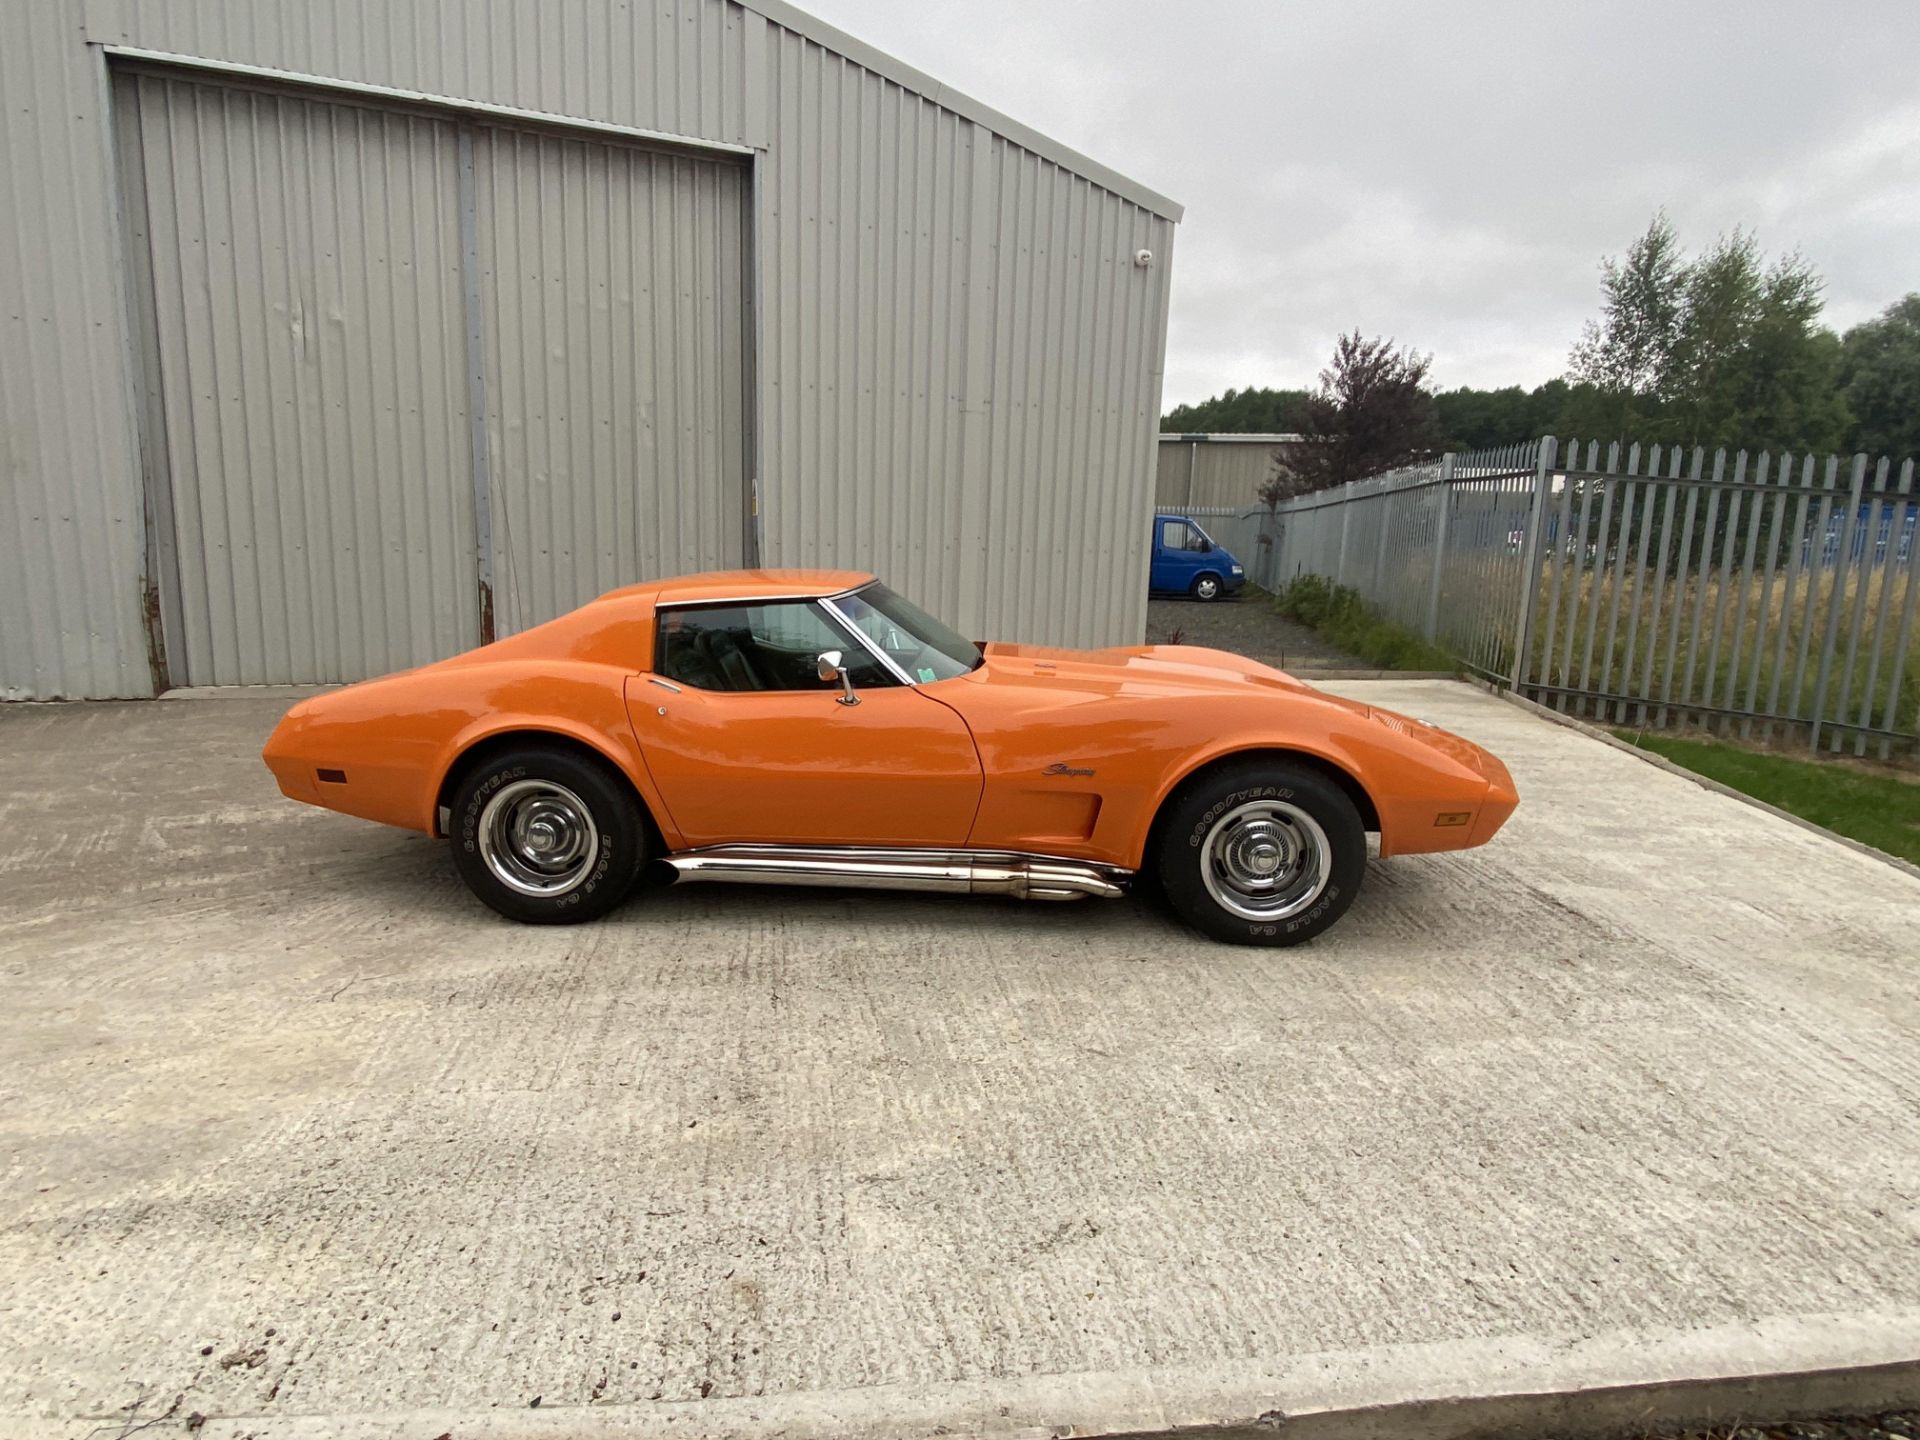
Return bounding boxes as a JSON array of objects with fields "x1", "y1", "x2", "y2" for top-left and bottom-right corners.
[{"x1": 2, "y1": 680, "x2": 1917, "y2": 1439}]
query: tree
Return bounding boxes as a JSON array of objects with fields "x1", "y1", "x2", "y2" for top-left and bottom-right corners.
[
  {"x1": 1569, "y1": 211, "x2": 1686, "y2": 438},
  {"x1": 1287, "y1": 332, "x2": 1441, "y2": 493},
  {"x1": 1257, "y1": 450, "x2": 1311, "y2": 510},
  {"x1": 1565, "y1": 214, "x2": 1849, "y2": 451},
  {"x1": 1665, "y1": 236, "x2": 1847, "y2": 450},
  {"x1": 1431, "y1": 380, "x2": 1610, "y2": 452},
  {"x1": 1839, "y1": 294, "x2": 1920, "y2": 460},
  {"x1": 1162, "y1": 385, "x2": 1311, "y2": 434}
]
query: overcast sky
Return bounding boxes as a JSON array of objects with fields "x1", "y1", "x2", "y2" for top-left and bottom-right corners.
[{"x1": 799, "y1": 0, "x2": 1920, "y2": 408}]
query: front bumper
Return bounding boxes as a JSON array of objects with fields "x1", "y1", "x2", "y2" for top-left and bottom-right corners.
[
  {"x1": 1469, "y1": 750, "x2": 1520, "y2": 846},
  {"x1": 1365, "y1": 704, "x2": 1520, "y2": 856}
]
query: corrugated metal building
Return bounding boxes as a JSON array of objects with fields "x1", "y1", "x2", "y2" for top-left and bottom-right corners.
[
  {"x1": 0, "y1": 1, "x2": 1180, "y2": 699},
  {"x1": 1155, "y1": 434, "x2": 1302, "y2": 511}
]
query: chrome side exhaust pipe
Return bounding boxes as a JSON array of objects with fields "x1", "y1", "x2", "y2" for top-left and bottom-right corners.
[{"x1": 660, "y1": 844, "x2": 1129, "y2": 902}]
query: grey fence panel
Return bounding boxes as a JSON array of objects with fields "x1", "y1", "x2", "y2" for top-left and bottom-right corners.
[
  {"x1": 1882, "y1": 460, "x2": 1920, "y2": 760},
  {"x1": 1443, "y1": 441, "x2": 1544, "y2": 683},
  {"x1": 1764, "y1": 454, "x2": 1815, "y2": 741},
  {"x1": 1614, "y1": 445, "x2": 1655, "y2": 725},
  {"x1": 1738, "y1": 452, "x2": 1786, "y2": 740},
  {"x1": 1262, "y1": 436, "x2": 1918, "y2": 754},
  {"x1": 1723, "y1": 451, "x2": 1768, "y2": 734}
]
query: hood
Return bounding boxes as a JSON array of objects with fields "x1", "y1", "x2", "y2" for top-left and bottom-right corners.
[{"x1": 976, "y1": 642, "x2": 1371, "y2": 715}]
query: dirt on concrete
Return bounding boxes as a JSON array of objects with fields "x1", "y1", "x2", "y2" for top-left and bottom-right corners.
[{"x1": 1146, "y1": 586, "x2": 1368, "y2": 670}]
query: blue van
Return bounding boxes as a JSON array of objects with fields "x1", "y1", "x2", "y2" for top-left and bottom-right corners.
[{"x1": 1149, "y1": 513, "x2": 1246, "y2": 601}]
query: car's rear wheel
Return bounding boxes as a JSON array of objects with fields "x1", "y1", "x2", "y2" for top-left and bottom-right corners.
[
  {"x1": 1190, "y1": 573, "x2": 1223, "y2": 601},
  {"x1": 449, "y1": 746, "x2": 647, "y2": 923},
  {"x1": 1156, "y1": 760, "x2": 1365, "y2": 946}
]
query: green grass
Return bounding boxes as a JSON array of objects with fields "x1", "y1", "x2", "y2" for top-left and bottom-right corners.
[
  {"x1": 1611, "y1": 730, "x2": 1920, "y2": 864},
  {"x1": 1271, "y1": 575, "x2": 1459, "y2": 671}
]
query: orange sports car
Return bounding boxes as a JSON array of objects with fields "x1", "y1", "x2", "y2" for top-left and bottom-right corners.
[{"x1": 263, "y1": 570, "x2": 1517, "y2": 946}]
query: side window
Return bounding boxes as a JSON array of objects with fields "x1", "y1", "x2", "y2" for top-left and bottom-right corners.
[
  {"x1": 1160, "y1": 519, "x2": 1189, "y2": 552},
  {"x1": 656, "y1": 602, "x2": 895, "y2": 694}
]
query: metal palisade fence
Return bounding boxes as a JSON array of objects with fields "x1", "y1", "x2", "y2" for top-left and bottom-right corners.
[{"x1": 1268, "y1": 438, "x2": 1919, "y2": 758}]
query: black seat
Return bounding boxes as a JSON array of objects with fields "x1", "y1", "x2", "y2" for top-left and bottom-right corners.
[
  {"x1": 660, "y1": 626, "x2": 725, "y2": 691},
  {"x1": 698, "y1": 627, "x2": 766, "y2": 691}
]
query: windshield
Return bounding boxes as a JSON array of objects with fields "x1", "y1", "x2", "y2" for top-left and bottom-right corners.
[{"x1": 832, "y1": 582, "x2": 983, "y2": 681}]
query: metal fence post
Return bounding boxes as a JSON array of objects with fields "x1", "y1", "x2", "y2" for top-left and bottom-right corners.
[
  {"x1": 1809, "y1": 453, "x2": 1869, "y2": 751},
  {"x1": 1425, "y1": 453, "x2": 1454, "y2": 639},
  {"x1": 1508, "y1": 437, "x2": 1557, "y2": 689},
  {"x1": 1372, "y1": 480, "x2": 1392, "y2": 599},
  {"x1": 1335, "y1": 486, "x2": 1352, "y2": 586}
]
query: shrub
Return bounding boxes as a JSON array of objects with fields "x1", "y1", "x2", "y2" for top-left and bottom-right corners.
[{"x1": 1273, "y1": 575, "x2": 1459, "y2": 673}]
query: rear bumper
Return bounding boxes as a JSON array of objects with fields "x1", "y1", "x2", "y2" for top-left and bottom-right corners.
[{"x1": 261, "y1": 708, "x2": 438, "y2": 833}]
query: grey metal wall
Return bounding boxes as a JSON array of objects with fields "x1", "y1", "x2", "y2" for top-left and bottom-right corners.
[
  {"x1": 758, "y1": 94, "x2": 1174, "y2": 647},
  {"x1": 1155, "y1": 436, "x2": 1301, "y2": 511},
  {"x1": 1, "y1": 0, "x2": 1180, "y2": 698},
  {"x1": 0, "y1": 6, "x2": 153, "y2": 700}
]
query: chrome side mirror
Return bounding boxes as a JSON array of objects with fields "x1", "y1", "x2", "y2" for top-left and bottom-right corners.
[{"x1": 816, "y1": 649, "x2": 858, "y2": 706}]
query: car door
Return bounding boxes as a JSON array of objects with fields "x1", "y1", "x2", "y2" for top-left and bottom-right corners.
[
  {"x1": 627, "y1": 599, "x2": 983, "y2": 849},
  {"x1": 1148, "y1": 520, "x2": 1175, "y2": 591},
  {"x1": 1154, "y1": 517, "x2": 1198, "y2": 591}
]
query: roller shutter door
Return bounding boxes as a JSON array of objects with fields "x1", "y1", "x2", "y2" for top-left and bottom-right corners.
[{"x1": 115, "y1": 67, "x2": 748, "y2": 686}]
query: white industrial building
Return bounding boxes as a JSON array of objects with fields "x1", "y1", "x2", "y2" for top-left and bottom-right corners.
[
  {"x1": 1156, "y1": 433, "x2": 1305, "y2": 511},
  {"x1": 0, "y1": 1, "x2": 1181, "y2": 698}
]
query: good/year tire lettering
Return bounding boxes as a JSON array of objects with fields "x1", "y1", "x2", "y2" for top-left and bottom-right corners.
[
  {"x1": 1156, "y1": 763, "x2": 1364, "y2": 948},
  {"x1": 447, "y1": 749, "x2": 646, "y2": 926}
]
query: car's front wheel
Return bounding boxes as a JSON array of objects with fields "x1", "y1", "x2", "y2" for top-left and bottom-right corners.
[
  {"x1": 1155, "y1": 760, "x2": 1365, "y2": 946},
  {"x1": 1190, "y1": 573, "x2": 1223, "y2": 601},
  {"x1": 449, "y1": 745, "x2": 647, "y2": 923}
]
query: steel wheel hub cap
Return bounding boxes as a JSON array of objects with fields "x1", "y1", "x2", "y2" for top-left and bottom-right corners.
[
  {"x1": 1201, "y1": 799, "x2": 1332, "y2": 922},
  {"x1": 478, "y1": 779, "x2": 601, "y2": 897}
]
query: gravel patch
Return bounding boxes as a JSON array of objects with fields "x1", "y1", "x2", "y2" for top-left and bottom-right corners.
[
  {"x1": 1643, "y1": 1415, "x2": 1919, "y2": 1440},
  {"x1": 1145, "y1": 586, "x2": 1367, "y2": 670}
]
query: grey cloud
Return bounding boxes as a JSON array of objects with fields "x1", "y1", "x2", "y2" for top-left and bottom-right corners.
[{"x1": 801, "y1": 0, "x2": 1920, "y2": 403}]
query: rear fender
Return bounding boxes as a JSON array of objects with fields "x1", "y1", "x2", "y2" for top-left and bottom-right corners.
[{"x1": 428, "y1": 664, "x2": 683, "y2": 847}]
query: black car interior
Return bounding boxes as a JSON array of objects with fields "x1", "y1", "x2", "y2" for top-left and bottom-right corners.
[{"x1": 657, "y1": 604, "x2": 895, "y2": 693}]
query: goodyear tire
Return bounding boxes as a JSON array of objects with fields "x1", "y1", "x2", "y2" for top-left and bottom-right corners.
[
  {"x1": 1156, "y1": 760, "x2": 1364, "y2": 946},
  {"x1": 1190, "y1": 573, "x2": 1224, "y2": 601},
  {"x1": 449, "y1": 746, "x2": 647, "y2": 924}
]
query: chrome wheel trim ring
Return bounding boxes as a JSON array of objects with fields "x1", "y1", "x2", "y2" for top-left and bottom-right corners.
[
  {"x1": 1200, "y1": 799, "x2": 1332, "y2": 922},
  {"x1": 477, "y1": 778, "x2": 601, "y2": 898}
]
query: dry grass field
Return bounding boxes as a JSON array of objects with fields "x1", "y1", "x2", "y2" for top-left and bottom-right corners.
[{"x1": 1526, "y1": 560, "x2": 1916, "y2": 752}]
